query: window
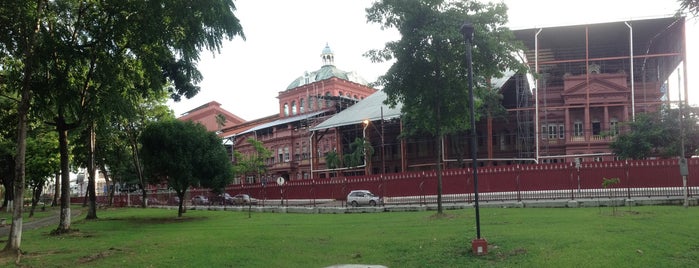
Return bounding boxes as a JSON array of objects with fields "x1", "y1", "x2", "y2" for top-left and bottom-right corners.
[
  {"x1": 592, "y1": 120, "x2": 601, "y2": 135},
  {"x1": 299, "y1": 98, "x2": 305, "y2": 113},
  {"x1": 609, "y1": 118, "x2": 619, "y2": 136},
  {"x1": 284, "y1": 147, "x2": 290, "y2": 162},
  {"x1": 283, "y1": 103, "x2": 289, "y2": 117},
  {"x1": 499, "y1": 132, "x2": 507, "y2": 151},
  {"x1": 547, "y1": 124, "x2": 557, "y2": 140},
  {"x1": 574, "y1": 121, "x2": 583, "y2": 137},
  {"x1": 541, "y1": 125, "x2": 548, "y2": 140},
  {"x1": 291, "y1": 101, "x2": 297, "y2": 115},
  {"x1": 278, "y1": 148, "x2": 283, "y2": 163},
  {"x1": 325, "y1": 92, "x2": 331, "y2": 108},
  {"x1": 558, "y1": 124, "x2": 565, "y2": 139}
]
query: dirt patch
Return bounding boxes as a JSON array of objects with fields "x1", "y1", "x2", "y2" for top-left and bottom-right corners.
[
  {"x1": 78, "y1": 247, "x2": 123, "y2": 263},
  {"x1": 489, "y1": 246, "x2": 528, "y2": 261}
]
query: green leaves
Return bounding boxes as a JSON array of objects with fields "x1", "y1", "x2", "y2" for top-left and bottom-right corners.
[
  {"x1": 140, "y1": 119, "x2": 233, "y2": 195},
  {"x1": 610, "y1": 106, "x2": 699, "y2": 159},
  {"x1": 366, "y1": 0, "x2": 526, "y2": 137}
]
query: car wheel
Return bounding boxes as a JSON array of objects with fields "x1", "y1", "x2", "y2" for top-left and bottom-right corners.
[
  {"x1": 350, "y1": 201, "x2": 359, "y2": 207},
  {"x1": 369, "y1": 200, "x2": 376, "y2": 206}
]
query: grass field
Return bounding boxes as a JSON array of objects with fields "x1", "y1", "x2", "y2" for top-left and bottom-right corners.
[{"x1": 2, "y1": 205, "x2": 698, "y2": 267}]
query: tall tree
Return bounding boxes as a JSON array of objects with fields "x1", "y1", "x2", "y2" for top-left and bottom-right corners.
[
  {"x1": 232, "y1": 138, "x2": 272, "y2": 184},
  {"x1": 366, "y1": 0, "x2": 526, "y2": 213},
  {"x1": 141, "y1": 120, "x2": 233, "y2": 217},
  {"x1": 611, "y1": 106, "x2": 699, "y2": 159},
  {"x1": 1, "y1": 0, "x2": 244, "y2": 250},
  {"x1": 20, "y1": 0, "x2": 243, "y2": 235},
  {"x1": 0, "y1": 0, "x2": 45, "y2": 252},
  {"x1": 678, "y1": 0, "x2": 699, "y2": 16},
  {"x1": 25, "y1": 129, "x2": 59, "y2": 217}
]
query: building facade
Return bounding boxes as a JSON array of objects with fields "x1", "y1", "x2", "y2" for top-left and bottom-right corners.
[
  {"x1": 218, "y1": 44, "x2": 377, "y2": 184},
  {"x1": 180, "y1": 17, "x2": 689, "y2": 183}
]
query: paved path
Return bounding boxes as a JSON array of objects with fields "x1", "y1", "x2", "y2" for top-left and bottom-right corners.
[{"x1": 0, "y1": 208, "x2": 83, "y2": 237}]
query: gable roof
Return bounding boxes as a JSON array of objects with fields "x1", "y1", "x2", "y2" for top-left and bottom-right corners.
[{"x1": 310, "y1": 90, "x2": 401, "y2": 131}]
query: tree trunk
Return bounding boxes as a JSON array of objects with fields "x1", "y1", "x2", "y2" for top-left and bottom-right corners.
[
  {"x1": 1, "y1": 156, "x2": 13, "y2": 210},
  {"x1": 4, "y1": 0, "x2": 43, "y2": 252},
  {"x1": 177, "y1": 191, "x2": 186, "y2": 217},
  {"x1": 98, "y1": 161, "x2": 113, "y2": 206},
  {"x1": 86, "y1": 121, "x2": 97, "y2": 219},
  {"x1": 128, "y1": 129, "x2": 147, "y2": 208},
  {"x1": 56, "y1": 114, "x2": 72, "y2": 233},
  {"x1": 29, "y1": 181, "x2": 44, "y2": 218},
  {"x1": 436, "y1": 134, "x2": 444, "y2": 214},
  {"x1": 52, "y1": 172, "x2": 60, "y2": 207}
]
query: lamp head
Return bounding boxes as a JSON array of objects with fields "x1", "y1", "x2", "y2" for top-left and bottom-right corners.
[{"x1": 460, "y1": 21, "x2": 474, "y2": 43}]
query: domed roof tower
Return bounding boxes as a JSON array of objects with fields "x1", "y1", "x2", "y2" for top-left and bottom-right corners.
[{"x1": 286, "y1": 44, "x2": 368, "y2": 90}]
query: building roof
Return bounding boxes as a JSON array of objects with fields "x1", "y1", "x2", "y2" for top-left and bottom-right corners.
[
  {"x1": 512, "y1": 16, "x2": 684, "y2": 87},
  {"x1": 286, "y1": 44, "x2": 368, "y2": 90},
  {"x1": 226, "y1": 110, "x2": 327, "y2": 137},
  {"x1": 310, "y1": 90, "x2": 402, "y2": 131}
]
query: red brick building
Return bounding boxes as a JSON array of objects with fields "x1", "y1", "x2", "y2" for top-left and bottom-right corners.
[
  {"x1": 181, "y1": 16, "x2": 689, "y2": 183},
  {"x1": 177, "y1": 101, "x2": 245, "y2": 133},
  {"x1": 217, "y1": 44, "x2": 377, "y2": 184}
]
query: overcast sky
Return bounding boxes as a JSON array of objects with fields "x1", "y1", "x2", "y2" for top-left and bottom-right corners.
[{"x1": 168, "y1": 0, "x2": 696, "y2": 120}]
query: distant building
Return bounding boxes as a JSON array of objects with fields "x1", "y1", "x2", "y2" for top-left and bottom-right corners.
[
  {"x1": 178, "y1": 101, "x2": 245, "y2": 133},
  {"x1": 181, "y1": 16, "x2": 689, "y2": 183},
  {"x1": 192, "y1": 44, "x2": 377, "y2": 183}
]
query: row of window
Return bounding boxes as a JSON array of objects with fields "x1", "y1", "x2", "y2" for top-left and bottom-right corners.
[
  {"x1": 541, "y1": 119, "x2": 619, "y2": 139},
  {"x1": 283, "y1": 93, "x2": 331, "y2": 117},
  {"x1": 282, "y1": 91, "x2": 366, "y2": 117}
]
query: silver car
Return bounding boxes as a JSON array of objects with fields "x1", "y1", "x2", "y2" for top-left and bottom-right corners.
[{"x1": 347, "y1": 190, "x2": 381, "y2": 207}]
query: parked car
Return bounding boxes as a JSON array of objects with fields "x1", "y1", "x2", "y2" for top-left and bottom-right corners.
[
  {"x1": 168, "y1": 196, "x2": 181, "y2": 206},
  {"x1": 232, "y1": 194, "x2": 258, "y2": 205},
  {"x1": 347, "y1": 190, "x2": 381, "y2": 207},
  {"x1": 214, "y1": 193, "x2": 235, "y2": 205},
  {"x1": 191, "y1": 195, "x2": 209, "y2": 205}
]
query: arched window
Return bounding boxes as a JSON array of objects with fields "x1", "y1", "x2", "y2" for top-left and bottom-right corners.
[
  {"x1": 325, "y1": 92, "x2": 331, "y2": 108},
  {"x1": 291, "y1": 101, "x2": 297, "y2": 115},
  {"x1": 283, "y1": 103, "x2": 289, "y2": 117},
  {"x1": 309, "y1": 96, "x2": 314, "y2": 111},
  {"x1": 299, "y1": 98, "x2": 305, "y2": 113}
]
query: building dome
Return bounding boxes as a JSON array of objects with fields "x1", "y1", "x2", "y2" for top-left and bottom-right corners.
[{"x1": 286, "y1": 44, "x2": 369, "y2": 90}]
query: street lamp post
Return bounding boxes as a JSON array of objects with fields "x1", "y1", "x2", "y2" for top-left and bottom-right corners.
[
  {"x1": 461, "y1": 21, "x2": 487, "y2": 256},
  {"x1": 363, "y1": 119, "x2": 370, "y2": 175}
]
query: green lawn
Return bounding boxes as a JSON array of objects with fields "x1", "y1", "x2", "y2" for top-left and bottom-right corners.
[{"x1": 4, "y1": 205, "x2": 699, "y2": 267}]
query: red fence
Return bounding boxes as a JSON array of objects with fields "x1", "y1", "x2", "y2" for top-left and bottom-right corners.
[{"x1": 80, "y1": 158, "x2": 699, "y2": 206}]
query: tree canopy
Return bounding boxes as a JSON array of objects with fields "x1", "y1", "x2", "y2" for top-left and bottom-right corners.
[
  {"x1": 140, "y1": 119, "x2": 233, "y2": 217},
  {"x1": 366, "y1": 0, "x2": 526, "y2": 137},
  {"x1": 365, "y1": 0, "x2": 526, "y2": 213},
  {"x1": 232, "y1": 138, "x2": 271, "y2": 184},
  {"x1": 610, "y1": 106, "x2": 699, "y2": 160},
  {"x1": 1, "y1": 0, "x2": 245, "y2": 250}
]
